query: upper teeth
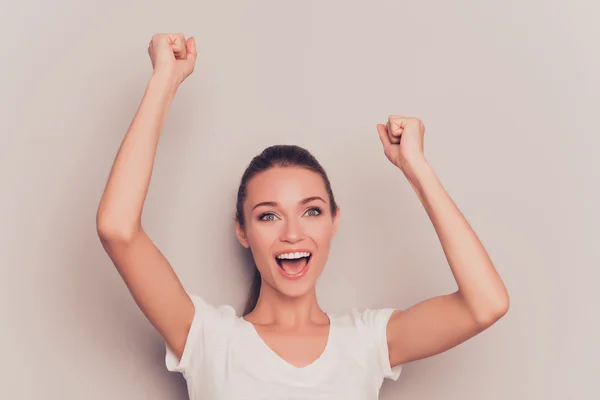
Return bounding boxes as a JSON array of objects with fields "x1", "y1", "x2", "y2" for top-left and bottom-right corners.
[{"x1": 277, "y1": 252, "x2": 311, "y2": 260}]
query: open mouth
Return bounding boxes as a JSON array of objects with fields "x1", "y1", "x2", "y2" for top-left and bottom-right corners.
[{"x1": 275, "y1": 251, "x2": 312, "y2": 278}]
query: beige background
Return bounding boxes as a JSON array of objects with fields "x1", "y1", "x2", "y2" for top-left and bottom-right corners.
[{"x1": 1, "y1": 0, "x2": 598, "y2": 399}]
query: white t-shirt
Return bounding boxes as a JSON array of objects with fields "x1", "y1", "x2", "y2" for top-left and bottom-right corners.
[{"x1": 165, "y1": 294, "x2": 402, "y2": 399}]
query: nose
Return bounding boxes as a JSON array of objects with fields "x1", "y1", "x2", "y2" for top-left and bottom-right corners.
[{"x1": 279, "y1": 217, "x2": 304, "y2": 243}]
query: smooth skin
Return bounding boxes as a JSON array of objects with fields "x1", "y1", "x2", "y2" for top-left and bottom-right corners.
[
  {"x1": 96, "y1": 33, "x2": 509, "y2": 371},
  {"x1": 235, "y1": 166, "x2": 341, "y2": 367}
]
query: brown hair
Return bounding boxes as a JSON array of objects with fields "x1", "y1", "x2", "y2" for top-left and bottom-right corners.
[{"x1": 235, "y1": 145, "x2": 338, "y2": 316}]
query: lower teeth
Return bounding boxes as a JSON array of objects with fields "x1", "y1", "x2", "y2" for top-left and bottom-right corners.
[{"x1": 284, "y1": 269, "x2": 301, "y2": 275}]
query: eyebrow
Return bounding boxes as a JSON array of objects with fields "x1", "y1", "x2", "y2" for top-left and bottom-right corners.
[{"x1": 251, "y1": 196, "x2": 327, "y2": 211}]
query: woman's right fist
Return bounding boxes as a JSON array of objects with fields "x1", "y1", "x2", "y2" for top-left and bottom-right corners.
[{"x1": 147, "y1": 33, "x2": 197, "y2": 85}]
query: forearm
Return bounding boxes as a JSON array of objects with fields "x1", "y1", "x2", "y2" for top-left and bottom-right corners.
[
  {"x1": 97, "y1": 73, "x2": 179, "y2": 238},
  {"x1": 403, "y1": 156, "x2": 509, "y2": 323}
]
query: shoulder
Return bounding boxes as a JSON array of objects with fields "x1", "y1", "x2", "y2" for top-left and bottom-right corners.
[
  {"x1": 164, "y1": 293, "x2": 239, "y2": 375},
  {"x1": 188, "y1": 293, "x2": 238, "y2": 320},
  {"x1": 330, "y1": 307, "x2": 402, "y2": 381},
  {"x1": 186, "y1": 293, "x2": 240, "y2": 336},
  {"x1": 333, "y1": 307, "x2": 396, "y2": 335},
  {"x1": 330, "y1": 307, "x2": 396, "y2": 353}
]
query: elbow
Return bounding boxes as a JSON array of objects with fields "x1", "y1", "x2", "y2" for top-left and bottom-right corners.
[
  {"x1": 474, "y1": 293, "x2": 510, "y2": 327},
  {"x1": 96, "y1": 216, "x2": 140, "y2": 243}
]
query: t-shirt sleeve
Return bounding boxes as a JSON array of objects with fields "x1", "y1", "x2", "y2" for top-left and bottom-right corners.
[
  {"x1": 360, "y1": 307, "x2": 403, "y2": 381},
  {"x1": 164, "y1": 293, "x2": 224, "y2": 377}
]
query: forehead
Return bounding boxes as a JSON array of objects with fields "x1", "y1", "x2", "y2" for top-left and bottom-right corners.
[{"x1": 246, "y1": 166, "x2": 327, "y2": 205}]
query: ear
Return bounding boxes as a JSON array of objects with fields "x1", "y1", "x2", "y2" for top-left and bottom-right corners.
[
  {"x1": 332, "y1": 206, "x2": 341, "y2": 236},
  {"x1": 235, "y1": 219, "x2": 250, "y2": 248}
]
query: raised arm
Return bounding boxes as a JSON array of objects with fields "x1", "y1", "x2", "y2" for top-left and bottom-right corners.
[
  {"x1": 96, "y1": 33, "x2": 197, "y2": 359},
  {"x1": 376, "y1": 116, "x2": 510, "y2": 367}
]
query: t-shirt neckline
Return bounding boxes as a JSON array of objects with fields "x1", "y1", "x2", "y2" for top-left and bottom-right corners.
[{"x1": 240, "y1": 313, "x2": 334, "y2": 371}]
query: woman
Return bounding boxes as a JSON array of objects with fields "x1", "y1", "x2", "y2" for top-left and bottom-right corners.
[{"x1": 96, "y1": 33, "x2": 509, "y2": 399}]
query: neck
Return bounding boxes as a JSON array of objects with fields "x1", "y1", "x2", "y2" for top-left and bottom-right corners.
[{"x1": 248, "y1": 281, "x2": 328, "y2": 329}]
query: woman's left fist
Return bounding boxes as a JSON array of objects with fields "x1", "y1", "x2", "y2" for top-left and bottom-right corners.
[{"x1": 376, "y1": 115, "x2": 426, "y2": 172}]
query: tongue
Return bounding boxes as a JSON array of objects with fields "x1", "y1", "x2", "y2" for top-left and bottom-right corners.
[{"x1": 280, "y1": 258, "x2": 308, "y2": 275}]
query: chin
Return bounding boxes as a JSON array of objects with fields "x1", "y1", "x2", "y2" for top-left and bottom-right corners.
[{"x1": 274, "y1": 279, "x2": 317, "y2": 298}]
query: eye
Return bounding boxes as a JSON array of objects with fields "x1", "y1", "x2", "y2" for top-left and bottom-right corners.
[
  {"x1": 258, "y1": 212, "x2": 278, "y2": 222},
  {"x1": 305, "y1": 206, "x2": 322, "y2": 217}
]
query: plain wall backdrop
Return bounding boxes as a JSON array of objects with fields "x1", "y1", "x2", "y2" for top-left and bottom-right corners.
[{"x1": 1, "y1": 0, "x2": 598, "y2": 399}]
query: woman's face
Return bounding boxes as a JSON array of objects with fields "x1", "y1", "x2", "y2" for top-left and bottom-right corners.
[{"x1": 236, "y1": 166, "x2": 340, "y2": 299}]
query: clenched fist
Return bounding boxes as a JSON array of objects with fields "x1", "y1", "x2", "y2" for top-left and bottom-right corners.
[
  {"x1": 148, "y1": 33, "x2": 197, "y2": 85},
  {"x1": 376, "y1": 115, "x2": 426, "y2": 173}
]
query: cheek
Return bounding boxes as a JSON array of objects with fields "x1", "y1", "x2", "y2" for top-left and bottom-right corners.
[
  {"x1": 248, "y1": 223, "x2": 279, "y2": 246},
  {"x1": 306, "y1": 219, "x2": 335, "y2": 241},
  {"x1": 246, "y1": 225, "x2": 277, "y2": 265},
  {"x1": 248, "y1": 217, "x2": 334, "y2": 248}
]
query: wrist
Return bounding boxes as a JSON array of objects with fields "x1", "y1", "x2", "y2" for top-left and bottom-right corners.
[
  {"x1": 148, "y1": 72, "x2": 180, "y2": 96},
  {"x1": 400, "y1": 155, "x2": 431, "y2": 182}
]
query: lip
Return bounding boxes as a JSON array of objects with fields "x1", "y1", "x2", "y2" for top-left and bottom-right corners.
[{"x1": 274, "y1": 248, "x2": 313, "y2": 281}]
